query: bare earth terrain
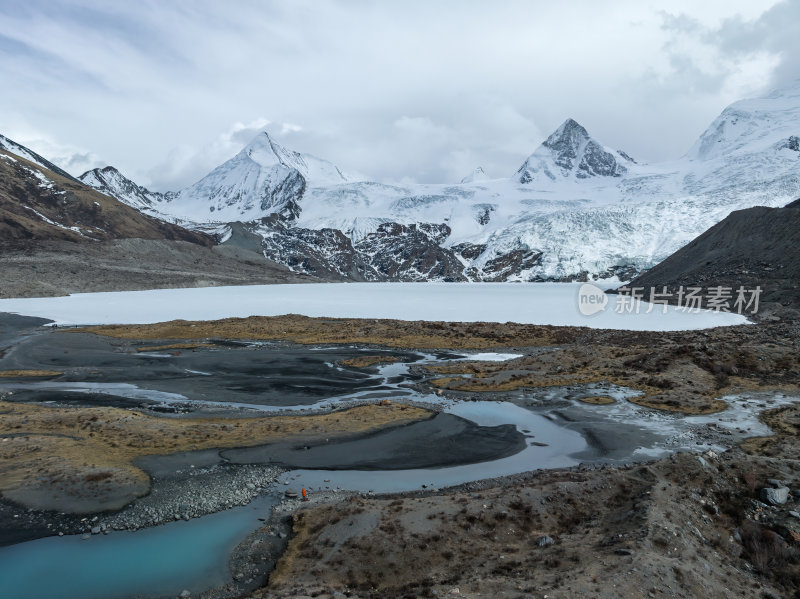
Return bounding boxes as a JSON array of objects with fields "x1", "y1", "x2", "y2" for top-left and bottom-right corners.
[
  {"x1": 77, "y1": 314, "x2": 800, "y2": 598},
  {"x1": 1, "y1": 313, "x2": 799, "y2": 598},
  {"x1": 0, "y1": 238, "x2": 312, "y2": 298}
]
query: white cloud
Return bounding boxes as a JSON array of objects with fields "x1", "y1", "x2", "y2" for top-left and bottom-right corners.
[
  {"x1": 1, "y1": 125, "x2": 105, "y2": 176},
  {"x1": 0, "y1": 0, "x2": 794, "y2": 189}
]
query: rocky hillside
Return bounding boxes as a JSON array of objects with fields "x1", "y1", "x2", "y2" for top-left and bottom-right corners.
[
  {"x1": 0, "y1": 141, "x2": 315, "y2": 297},
  {"x1": 626, "y1": 199, "x2": 800, "y2": 315},
  {"x1": 0, "y1": 146, "x2": 211, "y2": 248}
]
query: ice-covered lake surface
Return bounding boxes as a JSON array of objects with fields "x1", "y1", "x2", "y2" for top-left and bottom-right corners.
[{"x1": 0, "y1": 282, "x2": 748, "y2": 330}]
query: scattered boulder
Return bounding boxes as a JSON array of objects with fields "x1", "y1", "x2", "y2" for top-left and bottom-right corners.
[
  {"x1": 537, "y1": 535, "x2": 554, "y2": 547},
  {"x1": 761, "y1": 487, "x2": 790, "y2": 506}
]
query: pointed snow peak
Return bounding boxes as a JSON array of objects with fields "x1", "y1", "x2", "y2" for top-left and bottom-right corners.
[
  {"x1": 79, "y1": 165, "x2": 165, "y2": 211},
  {"x1": 241, "y1": 130, "x2": 285, "y2": 167},
  {"x1": 539, "y1": 118, "x2": 593, "y2": 171},
  {"x1": 240, "y1": 130, "x2": 306, "y2": 175},
  {"x1": 543, "y1": 118, "x2": 590, "y2": 152},
  {"x1": 516, "y1": 118, "x2": 627, "y2": 183},
  {"x1": 460, "y1": 166, "x2": 489, "y2": 184},
  {"x1": 238, "y1": 130, "x2": 347, "y2": 185},
  {"x1": 79, "y1": 165, "x2": 127, "y2": 187}
]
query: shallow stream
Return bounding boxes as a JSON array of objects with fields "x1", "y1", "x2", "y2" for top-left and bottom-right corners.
[{"x1": 0, "y1": 343, "x2": 795, "y2": 599}]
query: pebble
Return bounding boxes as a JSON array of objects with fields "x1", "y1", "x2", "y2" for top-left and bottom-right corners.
[
  {"x1": 537, "y1": 535, "x2": 554, "y2": 547},
  {"x1": 98, "y1": 465, "x2": 282, "y2": 532}
]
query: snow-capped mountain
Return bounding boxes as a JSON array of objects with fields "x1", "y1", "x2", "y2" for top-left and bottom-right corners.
[
  {"x1": 81, "y1": 82, "x2": 800, "y2": 282},
  {"x1": 515, "y1": 118, "x2": 633, "y2": 183},
  {"x1": 460, "y1": 167, "x2": 489, "y2": 184},
  {"x1": 163, "y1": 131, "x2": 347, "y2": 223},
  {"x1": 79, "y1": 166, "x2": 168, "y2": 214}
]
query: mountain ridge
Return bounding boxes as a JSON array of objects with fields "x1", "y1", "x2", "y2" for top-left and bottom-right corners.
[
  {"x1": 0, "y1": 146, "x2": 210, "y2": 247},
  {"x1": 61, "y1": 81, "x2": 800, "y2": 282}
]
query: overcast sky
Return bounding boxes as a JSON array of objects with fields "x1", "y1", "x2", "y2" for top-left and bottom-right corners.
[{"x1": 1, "y1": 0, "x2": 798, "y2": 190}]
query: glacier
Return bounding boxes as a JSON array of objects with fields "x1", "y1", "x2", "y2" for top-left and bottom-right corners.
[{"x1": 79, "y1": 82, "x2": 800, "y2": 282}]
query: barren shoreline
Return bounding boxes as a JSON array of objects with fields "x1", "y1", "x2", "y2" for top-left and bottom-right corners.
[{"x1": 1, "y1": 310, "x2": 799, "y2": 598}]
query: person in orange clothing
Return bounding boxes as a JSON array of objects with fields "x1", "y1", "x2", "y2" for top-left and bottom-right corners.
[{"x1": 301, "y1": 487, "x2": 308, "y2": 501}]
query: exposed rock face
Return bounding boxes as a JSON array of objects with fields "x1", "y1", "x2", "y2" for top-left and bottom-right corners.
[
  {"x1": 781, "y1": 135, "x2": 799, "y2": 152},
  {"x1": 354, "y1": 223, "x2": 467, "y2": 281},
  {"x1": 255, "y1": 221, "x2": 468, "y2": 281},
  {"x1": 480, "y1": 247, "x2": 543, "y2": 282},
  {"x1": 260, "y1": 222, "x2": 365, "y2": 280},
  {"x1": 517, "y1": 118, "x2": 630, "y2": 183},
  {"x1": 451, "y1": 242, "x2": 487, "y2": 261},
  {"x1": 245, "y1": 218, "x2": 561, "y2": 282}
]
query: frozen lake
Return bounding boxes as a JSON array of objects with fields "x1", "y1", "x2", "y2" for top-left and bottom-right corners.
[{"x1": 0, "y1": 282, "x2": 748, "y2": 330}]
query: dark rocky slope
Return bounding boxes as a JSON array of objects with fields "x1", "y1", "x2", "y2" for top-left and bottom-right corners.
[
  {"x1": 626, "y1": 199, "x2": 800, "y2": 316},
  {"x1": 0, "y1": 147, "x2": 314, "y2": 296},
  {"x1": 0, "y1": 148, "x2": 211, "y2": 247}
]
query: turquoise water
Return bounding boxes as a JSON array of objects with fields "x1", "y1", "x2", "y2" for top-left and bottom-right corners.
[{"x1": 0, "y1": 495, "x2": 276, "y2": 599}]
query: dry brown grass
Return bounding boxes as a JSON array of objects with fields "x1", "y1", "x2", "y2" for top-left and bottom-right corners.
[
  {"x1": 0, "y1": 400, "x2": 432, "y2": 511},
  {"x1": 424, "y1": 345, "x2": 793, "y2": 415},
  {"x1": 260, "y1": 452, "x2": 786, "y2": 599},
  {"x1": 75, "y1": 314, "x2": 567, "y2": 350},
  {"x1": 740, "y1": 404, "x2": 800, "y2": 456},
  {"x1": 0, "y1": 370, "x2": 62, "y2": 378},
  {"x1": 578, "y1": 395, "x2": 616, "y2": 405},
  {"x1": 340, "y1": 355, "x2": 401, "y2": 368}
]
